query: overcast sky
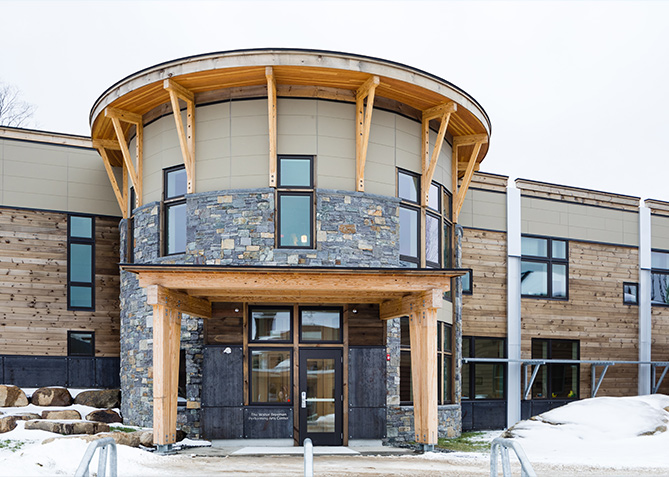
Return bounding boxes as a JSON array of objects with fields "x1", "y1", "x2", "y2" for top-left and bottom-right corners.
[{"x1": 2, "y1": 1, "x2": 668, "y2": 202}]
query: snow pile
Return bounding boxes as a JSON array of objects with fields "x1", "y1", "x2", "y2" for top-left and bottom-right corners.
[{"x1": 506, "y1": 394, "x2": 669, "y2": 468}]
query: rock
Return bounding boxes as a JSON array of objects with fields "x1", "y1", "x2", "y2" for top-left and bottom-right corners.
[
  {"x1": 0, "y1": 385, "x2": 29, "y2": 407},
  {"x1": 43, "y1": 431, "x2": 141, "y2": 447},
  {"x1": 31, "y1": 387, "x2": 73, "y2": 407},
  {"x1": 0, "y1": 413, "x2": 41, "y2": 433},
  {"x1": 139, "y1": 430, "x2": 154, "y2": 447},
  {"x1": 74, "y1": 389, "x2": 121, "y2": 409},
  {"x1": 41, "y1": 410, "x2": 81, "y2": 420},
  {"x1": 25, "y1": 419, "x2": 109, "y2": 435},
  {"x1": 85, "y1": 410, "x2": 122, "y2": 423}
]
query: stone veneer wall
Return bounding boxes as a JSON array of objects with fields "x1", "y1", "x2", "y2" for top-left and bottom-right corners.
[
  {"x1": 119, "y1": 188, "x2": 400, "y2": 436},
  {"x1": 384, "y1": 318, "x2": 462, "y2": 446}
]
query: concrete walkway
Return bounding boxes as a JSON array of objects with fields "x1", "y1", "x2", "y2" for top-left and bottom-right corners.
[{"x1": 175, "y1": 442, "x2": 414, "y2": 457}]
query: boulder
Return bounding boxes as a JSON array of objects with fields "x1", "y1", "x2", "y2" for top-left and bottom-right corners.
[
  {"x1": 0, "y1": 385, "x2": 28, "y2": 407},
  {"x1": 41, "y1": 410, "x2": 81, "y2": 420},
  {"x1": 31, "y1": 387, "x2": 73, "y2": 407},
  {"x1": 139, "y1": 430, "x2": 154, "y2": 447},
  {"x1": 43, "y1": 431, "x2": 141, "y2": 448},
  {"x1": 85, "y1": 409, "x2": 122, "y2": 423},
  {"x1": 0, "y1": 413, "x2": 42, "y2": 433},
  {"x1": 74, "y1": 389, "x2": 121, "y2": 409},
  {"x1": 25, "y1": 419, "x2": 109, "y2": 435}
]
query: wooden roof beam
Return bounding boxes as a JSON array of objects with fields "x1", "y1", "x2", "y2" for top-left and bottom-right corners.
[
  {"x1": 146, "y1": 284, "x2": 212, "y2": 319},
  {"x1": 355, "y1": 75, "x2": 380, "y2": 192},
  {"x1": 106, "y1": 108, "x2": 142, "y2": 208},
  {"x1": 96, "y1": 146, "x2": 127, "y2": 218},
  {"x1": 266, "y1": 67, "x2": 278, "y2": 187},
  {"x1": 379, "y1": 288, "x2": 444, "y2": 321},
  {"x1": 452, "y1": 134, "x2": 488, "y2": 222},
  {"x1": 164, "y1": 79, "x2": 196, "y2": 194},
  {"x1": 92, "y1": 139, "x2": 122, "y2": 150},
  {"x1": 421, "y1": 102, "x2": 457, "y2": 206}
]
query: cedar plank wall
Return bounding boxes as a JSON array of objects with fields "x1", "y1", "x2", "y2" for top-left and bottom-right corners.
[
  {"x1": 0, "y1": 208, "x2": 120, "y2": 357},
  {"x1": 518, "y1": 180, "x2": 640, "y2": 398}
]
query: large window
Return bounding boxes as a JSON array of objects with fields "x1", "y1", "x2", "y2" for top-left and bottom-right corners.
[
  {"x1": 462, "y1": 337, "x2": 506, "y2": 400},
  {"x1": 651, "y1": 250, "x2": 669, "y2": 305},
  {"x1": 531, "y1": 339, "x2": 579, "y2": 399},
  {"x1": 68, "y1": 215, "x2": 95, "y2": 310},
  {"x1": 163, "y1": 165, "x2": 187, "y2": 255},
  {"x1": 250, "y1": 349, "x2": 292, "y2": 404},
  {"x1": 398, "y1": 169, "x2": 420, "y2": 267},
  {"x1": 521, "y1": 236, "x2": 568, "y2": 299},
  {"x1": 277, "y1": 156, "x2": 314, "y2": 248}
]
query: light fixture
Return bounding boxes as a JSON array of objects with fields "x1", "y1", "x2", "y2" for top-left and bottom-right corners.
[
  {"x1": 352, "y1": 308, "x2": 358, "y2": 314},
  {"x1": 234, "y1": 307, "x2": 240, "y2": 313}
]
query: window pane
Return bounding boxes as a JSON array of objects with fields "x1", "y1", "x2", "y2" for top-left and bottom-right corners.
[
  {"x1": 550, "y1": 364, "x2": 578, "y2": 398},
  {"x1": 400, "y1": 316, "x2": 411, "y2": 347},
  {"x1": 400, "y1": 350, "x2": 413, "y2": 402},
  {"x1": 552, "y1": 240, "x2": 567, "y2": 260},
  {"x1": 551, "y1": 340, "x2": 578, "y2": 360},
  {"x1": 521, "y1": 261, "x2": 548, "y2": 296},
  {"x1": 251, "y1": 350, "x2": 291, "y2": 403},
  {"x1": 279, "y1": 194, "x2": 312, "y2": 247},
  {"x1": 461, "y1": 270, "x2": 472, "y2": 293},
  {"x1": 69, "y1": 332, "x2": 94, "y2": 356},
  {"x1": 522, "y1": 237, "x2": 548, "y2": 257},
  {"x1": 306, "y1": 357, "x2": 336, "y2": 432},
  {"x1": 428, "y1": 183, "x2": 440, "y2": 211},
  {"x1": 70, "y1": 286, "x2": 92, "y2": 308},
  {"x1": 443, "y1": 355, "x2": 452, "y2": 404},
  {"x1": 300, "y1": 309, "x2": 341, "y2": 342},
  {"x1": 398, "y1": 171, "x2": 419, "y2": 202},
  {"x1": 444, "y1": 325, "x2": 452, "y2": 352},
  {"x1": 437, "y1": 325, "x2": 442, "y2": 352},
  {"x1": 474, "y1": 338, "x2": 505, "y2": 359},
  {"x1": 443, "y1": 223, "x2": 452, "y2": 268},
  {"x1": 443, "y1": 190, "x2": 453, "y2": 221},
  {"x1": 652, "y1": 251, "x2": 669, "y2": 270},
  {"x1": 399, "y1": 206, "x2": 419, "y2": 258},
  {"x1": 624, "y1": 283, "x2": 638, "y2": 305},
  {"x1": 462, "y1": 363, "x2": 470, "y2": 400},
  {"x1": 251, "y1": 308, "x2": 291, "y2": 341},
  {"x1": 166, "y1": 167, "x2": 187, "y2": 199},
  {"x1": 70, "y1": 244, "x2": 92, "y2": 282},
  {"x1": 651, "y1": 273, "x2": 669, "y2": 305},
  {"x1": 426, "y1": 214, "x2": 440, "y2": 265},
  {"x1": 552, "y1": 263, "x2": 567, "y2": 298},
  {"x1": 167, "y1": 202, "x2": 186, "y2": 254},
  {"x1": 70, "y1": 216, "x2": 92, "y2": 239},
  {"x1": 279, "y1": 157, "x2": 311, "y2": 187},
  {"x1": 474, "y1": 364, "x2": 505, "y2": 399}
]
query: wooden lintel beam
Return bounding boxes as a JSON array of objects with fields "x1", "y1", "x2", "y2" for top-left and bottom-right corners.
[
  {"x1": 453, "y1": 140, "x2": 485, "y2": 222},
  {"x1": 164, "y1": 82, "x2": 196, "y2": 193},
  {"x1": 421, "y1": 106, "x2": 454, "y2": 206},
  {"x1": 266, "y1": 67, "x2": 278, "y2": 188},
  {"x1": 379, "y1": 289, "x2": 444, "y2": 321},
  {"x1": 146, "y1": 284, "x2": 212, "y2": 319},
  {"x1": 96, "y1": 147, "x2": 127, "y2": 218},
  {"x1": 163, "y1": 78, "x2": 195, "y2": 102},
  {"x1": 92, "y1": 139, "x2": 122, "y2": 150},
  {"x1": 422, "y1": 101, "x2": 457, "y2": 122},
  {"x1": 355, "y1": 75, "x2": 380, "y2": 192},
  {"x1": 453, "y1": 133, "x2": 488, "y2": 148},
  {"x1": 105, "y1": 107, "x2": 142, "y2": 125},
  {"x1": 109, "y1": 115, "x2": 141, "y2": 196}
]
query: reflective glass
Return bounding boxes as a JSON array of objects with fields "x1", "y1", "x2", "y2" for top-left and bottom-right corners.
[
  {"x1": 306, "y1": 358, "x2": 336, "y2": 433},
  {"x1": 651, "y1": 272, "x2": 669, "y2": 305},
  {"x1": 443, "y1": 223, "x2": 452, "y2": 268},
  {"x1": 474, "y1": 338, "x2": 505, "y2": 359},
  {"x1": 552, "y1": 264, "x2": 567, "y2": 298},
  {"x1": 69, "y1": 332, "x2": 93, "y2": 356},
  {"x1": 428, "y1": 183, "x2": 440, "y2": 211},
  {"x1": 652, "y1": 251, "x2": 669, "y2": 270},
  {"x1": 623, "y1": 283, "x2": 639, "y2": 305},
  {"x1": 521, "y1": 261, "x2": 548, "y2": 296},
  {"x1": 399, "y1": 206, "x2": 418, "y2": 258},
  {"x1": 399, "y1": 350, "x2": 413, "y2": 402},
  {"x1": 443, "y1": 190, "x2": 453, "y2": 220},
  {"x1": 70, "y1": 216, "x2": 92, "y2": 239},
  {"x1": 70, "y1": 286, "x2": 92, "y2": 308},
  {"x1": 426, "y1": 214, "x2": 440, "y2": 265},
  {"x1": 552, "y1": 240, "x2": 567, "y2": 259},
  {"x1": 398, "y1": 171, "x2": 419, "y2": 203},
  {"x1": 461, "y1": 270, "x2": 472, "y2": 293},
  {"x1": 70, "y1": 244, "x2": 92, "y2": 282},
  {"x1": 437, "y1": 325, "x2": 442, "y2": 352},
  {"x1": 166, "y1": 167, "x2": 187, "y2": 199},
  {"x1": 279, "y1": 194, "x2": 312, "y2": 247},
  {"x1": 251, "y1": 308, "x2": 291, "y2": 341},
  {"x1": 474, "y1": 364, "x2": 505, "y2": 399},
  {"x1": 443, "y1": 325, "x2": 452, "y2": 352},
  {"x1": 279, "y1": 157, "x2": 312, "y2": 187},
  {"x1": 167, "y1": 202, "x2": 186, "y2": 254},
  {"x1": 251, "y1": 350, "x2": 291, "y2": 403},
  {"x1": 300, "y1": 309, "x2": 341, "y2": 342},
  {"x1": 400, "y1": 316, "x2": 411, "y2": 347},
  {"x1": 521, "y1": 237, "x2": 548, "y2": 257},
  {"x1": 442, "y1": 356, "x2": 452, "y2": 404}
]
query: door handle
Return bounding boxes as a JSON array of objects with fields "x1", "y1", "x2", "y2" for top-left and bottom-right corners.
[{"x1": 301, "y1": 391, "x2": 307, "y2": 409}]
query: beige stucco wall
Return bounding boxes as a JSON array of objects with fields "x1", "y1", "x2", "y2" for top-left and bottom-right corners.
[
  {"x1": 0, "y1": 138, "x2": 119, "y2": 216},
  {"x1": 138, "y1": 98, "x2": 454, "y2": 203},
  {"x1": 521, "y1": 196, "x2": 638, "y2": 246},
  {"x1": 458, "y1": 189, "x2": 507, "y2": 231},
  {"x1": 652, "y1": 214, "x2": 669, "y2": 251}
]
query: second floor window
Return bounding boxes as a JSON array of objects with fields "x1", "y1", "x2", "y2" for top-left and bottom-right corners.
[
  {"x1": 277, "y1": 156, "x2": 314, "y2": 249},
  {"x1": 68, "y1": 215, "x2": 95, "y2": 310},
  {"x1": 163, "y1": 165, "x2": 187, "y2": 255},
  {"x1": 521, "y1": 236, "x2": 568, "y2": 299},
  {"x1": 651, "y1": 250, "x2": 669, "y2": 305}
]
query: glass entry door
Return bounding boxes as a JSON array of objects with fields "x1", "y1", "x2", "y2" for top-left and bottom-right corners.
[{"x1": 299, "y1": 349, "x2": 343, "y2": 446}]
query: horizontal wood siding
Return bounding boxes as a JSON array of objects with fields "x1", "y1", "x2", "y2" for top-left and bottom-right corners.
[
  {"x1": 651, "y1": 307, "x2": 669, "y2": 394},
  {"x1": 521, "y1": 242, "x2": 639, "y2": 398},
  {"x1": 461, "y1": 229, "x2": 508, "y2": 338},
  {"x1": 0, "y1": 208, "x2": 120, "y2": 357}
]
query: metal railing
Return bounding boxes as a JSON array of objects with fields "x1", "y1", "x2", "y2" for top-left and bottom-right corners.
[
  {"x1": 490, "y1": 437, "x2": 536, "y2": 477},
  {"x1": 75, "y1": 437, "x2": 117, "y2": 477},
  {"x1": 303, "y1": 438, "x2": 313, "y2": 477}
]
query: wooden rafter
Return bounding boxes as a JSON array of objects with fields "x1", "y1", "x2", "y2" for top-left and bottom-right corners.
[
  {"x1": 146, "y1": 285, "x2": 212, "y2": 319},
  {"x1": 106, "y1": 108, "x2": 143, "y2": 209},
  {"x1": 355, "y1": 76, "x2": 380, "y2": 192},
  {"x1": 379, "y1": 289, "x2": 443, "y2": 321},
  {"x1": 452, "y1": 134, "x2": 488, "y2": 222},
  {"x1": 95, "y1": 145, "x2": 127, "y2": 218},
  {"x1": 266, "y1": 67, "x2": 278, "y2": 187},
  {"x1": 92, "y1": 139, "x2": 121, "y2": 150},
  {"x1": 421, "y1": 102, "x2": 456, "y2": 207},
  {"x1": 164, "y1": 79, "x2": 196, "y2": 194}
]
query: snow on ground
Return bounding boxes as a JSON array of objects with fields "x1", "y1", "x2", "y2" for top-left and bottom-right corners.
[{"x1": 0, "y1": 394, "x2": 668, "y2": 475}]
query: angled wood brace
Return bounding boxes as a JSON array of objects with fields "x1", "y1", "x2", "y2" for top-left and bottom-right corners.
[
  {"x1": 164, "y1": 79, "x2": 196, "y2": 194},
  {"x1": 105, "y1": 107, "x2": 143, "y2": 210},
  {"x1": 355, "y1": 76, "x2": 380, "y2": 192}
]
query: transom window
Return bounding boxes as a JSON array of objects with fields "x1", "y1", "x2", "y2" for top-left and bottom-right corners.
[
  {"x1": 521, "y1": 236, "x2": 568, "y2": 299},
  {"x1": 163, "y1": 165, "x2": 187, "y2": 255},
  {"x1": 249, "y1": 307, "x2": 292, "y2": 343},
  {"x1": 277, "y1": 156, "x2": 314, "y2": 249},
  {"x1": 68, "y1": 215, "x2": 95, "y2": 310},
  {"x1": 299, "y1": 308, "x2": 342, "y2": 343},
  {"x1": 651, "y1": 250, "x2": 669, "y2": 305}
]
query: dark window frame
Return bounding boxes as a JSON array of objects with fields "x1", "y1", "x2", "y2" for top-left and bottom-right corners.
[
  {"x1": 248, "y1": 305, "x2": 294, "y2": 344},
  {"x1": 248, "y1": 347, "x2": 294, "y2": 406},
  {"x1": 521, "y1": 235, "x2": 569, "y2": 300},
  {"x1": 531, "y1": 338, "x2": 580, "y2": 400},
  {"x1": 462, "y1": 336, "x2": 507, "y2": 401},
  {"x1": 399, "y1": 203, "x2": 421, "y2": 266},
  {"x1": 651, "y1": 249, "x2": 669, "y2": 306},
  {"x1": 162, "y1": 165, "x2": 187, "y2": 256},
  {"x1": 67, "y1": 214, "x2": 95, "y2": 311},
  {"x1": 623, "y1": 282, "x2": 639, "y2": 305},
  {"x1": 276, "y1": 155, "x2": 315, "y2": 250},
  {"x1": 277, "y1": 155, "x2": 314, "y2": 189},
  {"x1": 425, "y1": 210, "x2": 442, "y2": 269},
  {"x1": 437, "y1": 322, "x2": 453, "y2": 405},
  {"x1": 298, "y1": 306, "x2": 343, "y2": 344},
  {"x1": 67, "y1": 330, "x2": 95, "y2": 357},
  {"x1": 461, "y1": 269, "x2": 473, "y2": 295}
]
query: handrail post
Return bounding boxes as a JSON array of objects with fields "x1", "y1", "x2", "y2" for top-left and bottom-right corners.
[
  {"x1": 75, "y1": 437, "x2": 117, "y2": 477},
  {"x1": 304, "y1": 438, "x2": 313, "y2": 477},
  {"x1": 490, "y1": 437, "x2": 536, "y2": 477}
]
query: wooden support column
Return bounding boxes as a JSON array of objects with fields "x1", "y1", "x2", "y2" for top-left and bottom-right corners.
[
  {"x1": 266, "y1": 67, "x2": 278, "y2": 187},
  {"x1": 452, "y1": 134, "x2": 488, "y2": 223},
  {"x1": 106, "y1": 107, "x2": 143, "y2": 209},
  {"x1": 355, "y1": 76, "x2": 380, "y2": 192},
  {"x1": 164, "y1": 79, "x2": 196, "y2": 193}
]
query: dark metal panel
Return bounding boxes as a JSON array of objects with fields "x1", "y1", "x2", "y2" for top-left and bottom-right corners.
[
  {"x1": 523, "y1": 399, "x2": 571, "y2": 419},
  {"x1": 0, "y1": 356, "x2": 4, "y2": 384},
  {"x1": 67, "y1": 358, "x2": 96, "y2": 388},
  {"x1": 202, "y1": 407, "x2": 244, "y2": 439},
  {"x1": 95, "y1": 358, "x2": 121, "y2": 388},
  {"x1": 244, "y1": 407, "x2": 293, "y2": 439},
  {"x1": 3, "y1": 356, "x2": 67, "y2": 387},
  {"x1": 348, "y1": 407, "x2": 386, "y2": 439},
  {"x1": 461, "y1": 401, "x2": 473, "y2": 430},
  {"x1": 348, "y1": 347, "x2": 386, "y2": 408},
  {"x1": 202, "y1": 346, "x2": 243, "y2": 407}
]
